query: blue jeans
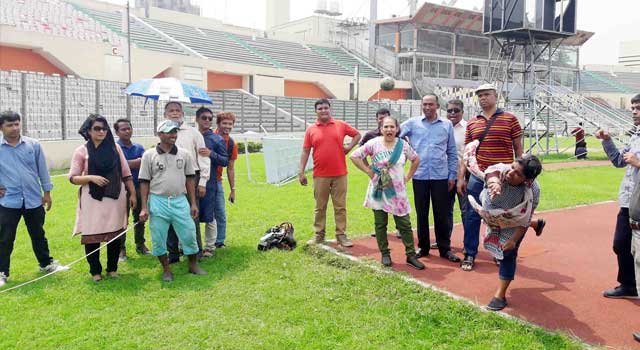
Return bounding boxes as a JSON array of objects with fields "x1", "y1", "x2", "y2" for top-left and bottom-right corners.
[
  {"x1": 498, "y1": 234, "x2": 525, "y2": 280},
  {"x1": 463, "y1": 175, "x2": 484, "y2": 258},
  {"x1": 447, "y1": 181, "x2": 467, "y2": 238},
  {"x1": 213, "y1": 181, "x2": 227, "y2": 245}
]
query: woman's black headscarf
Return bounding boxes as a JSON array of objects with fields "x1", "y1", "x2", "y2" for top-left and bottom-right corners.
[{"x1": 78, "y1": 114, "x2": 122, "y2": 201}]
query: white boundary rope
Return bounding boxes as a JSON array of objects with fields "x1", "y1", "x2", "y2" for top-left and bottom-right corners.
[{"x1": 0, "y1": 222, "x2": 140, "y2": 295}]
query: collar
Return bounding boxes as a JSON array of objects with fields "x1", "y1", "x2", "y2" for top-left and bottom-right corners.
[
  {"x1": 201, "y1": 129, "x2": 213, "y2": 136},
  {"x1": 156, "y1": 144, "x2": 178, "y2": 155},
  {"x1": 0, "y1": 135, "x2": 24, "y2": 146},
  {"x1": 421, "y1": 115, "x2": 442, "y2": 124},
  {"x1": 453, "y1": 119, "x2": 467, "y2": 129},
  {"x1": 117, "y1": 139, "x2": 134, "y2": 149},
  {"x1": 315, "y1": 118, "x2": 335, "y2": 126},
  {"x1": 476, "y1": 108, "x2": 504, "y2": 120}
]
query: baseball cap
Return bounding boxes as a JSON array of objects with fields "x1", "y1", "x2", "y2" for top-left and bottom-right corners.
[
  {"x1": 157, "y1": 120, "x2": 180, "y2": 133},
  {"x1": 475, "y1": 83, "x2": 497, "y2": 95}
]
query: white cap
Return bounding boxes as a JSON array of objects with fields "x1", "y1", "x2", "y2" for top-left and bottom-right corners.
[
  {"x1": 156, "y1": 120, "x2": 180, "y2": 133},
  {"x1": 475, "y1": 83, "x2": 497, "y2": 95}
]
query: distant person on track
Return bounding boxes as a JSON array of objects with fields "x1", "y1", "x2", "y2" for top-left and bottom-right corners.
[
  {"x1": 571, "y1": 122, "x2": 587, "y2": 159},
  {"x1": 360, "y1": 107, "x2": 394, "y2": 146},
  {"x1": 69, "y1": 114, "x2": 136, "y2": 282},
  {"x1": 299, "y1": 98, "x2": 361, "y2": 247},
  {"x1": 350, "y1": 116, "x2": 425, "y2": 270},
  {"x1": 0, "y1": 111, "x2": 68, "y2": 288},
  {"x1": 595, "y1": 93, "x2": 640, "y2": 300}
]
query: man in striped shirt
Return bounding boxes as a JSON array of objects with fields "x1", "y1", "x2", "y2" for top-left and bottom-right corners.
[{"x1": 457, "y1": 84, "x2": 523, "y2": 271}]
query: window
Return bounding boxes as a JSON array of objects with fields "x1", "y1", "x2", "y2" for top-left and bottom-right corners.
[
  {"x1": 456, "y1": 34, "x2": 490, "y2": 59},
  {"x1": 417, "y1": 30, "x2": 453, "y2": 55}
]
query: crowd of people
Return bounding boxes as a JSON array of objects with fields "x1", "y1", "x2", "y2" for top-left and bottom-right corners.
[
  {"x1": 0, "y1": 102, "x2": 237, "y2": 284},
  {"x1": 1, "y1": 85, "x2": 640, "y2": 340}
]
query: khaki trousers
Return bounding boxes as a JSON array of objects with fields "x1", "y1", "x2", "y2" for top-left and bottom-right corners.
[
  {"x1": 313, "y1": 175, "x2": 347, "y2": 237},
  {"x1": 631, "y1": 232, "x2": 640, "y2": 293}
]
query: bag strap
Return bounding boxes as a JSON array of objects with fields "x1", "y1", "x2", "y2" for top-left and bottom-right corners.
[{"x1": 477, "y1": 114, "x2": 500, "y2": 151}]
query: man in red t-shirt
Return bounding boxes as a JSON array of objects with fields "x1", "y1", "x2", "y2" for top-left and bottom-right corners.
[
  {"x1": 571, "y1": 122, "x2": 587, "y2": 159},
  {"x1": 299, "y1": 99, "x2": 361, "y2": 247}
]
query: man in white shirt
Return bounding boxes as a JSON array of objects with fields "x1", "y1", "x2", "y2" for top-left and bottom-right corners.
[
  {"x1": 446, "y1": 99, "x2": 468, "y2": 241},
  {"x1": 163, "y1": 102, "x2": 211, "y2": 262}
]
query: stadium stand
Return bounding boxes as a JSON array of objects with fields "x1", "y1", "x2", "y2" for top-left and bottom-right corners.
[
  {"x1": 579, "y1": 70, "x2": 634, "y2": 93},
  {"x1": 0, "y1": 0, "x2": 122, "y2": 45},
  {"x1": 598, "y1": 71, "x2": 640, "y2": 92},
  {"x1": 73, "y1": 5, "x2": 190, "y2": 55},
  {"x1": 308, "y1": 45, "x2": 383, "y2": 78}
]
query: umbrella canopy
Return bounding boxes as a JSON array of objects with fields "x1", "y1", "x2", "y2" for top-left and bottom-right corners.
[{"x1": 125, "y1": 77, "x2": 212, "y2": 104}]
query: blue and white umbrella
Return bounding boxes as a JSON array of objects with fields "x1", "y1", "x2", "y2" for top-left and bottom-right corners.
[{"x1": 125, "y1": 77, "x2": 212, "y2": 104}]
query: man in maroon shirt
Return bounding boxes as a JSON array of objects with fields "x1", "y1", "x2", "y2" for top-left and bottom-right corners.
[{"x1": 571, "y1": 122, "x2": 587, "y2": 159}]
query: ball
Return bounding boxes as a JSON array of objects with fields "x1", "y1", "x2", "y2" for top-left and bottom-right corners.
[{"x1": 380, "y1": 77, "x2": 395, "y2": 91}]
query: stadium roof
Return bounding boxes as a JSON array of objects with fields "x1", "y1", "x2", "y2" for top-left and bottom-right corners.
[{"x1": 375, "y1": 1, "x2": 593, "y2": 46}]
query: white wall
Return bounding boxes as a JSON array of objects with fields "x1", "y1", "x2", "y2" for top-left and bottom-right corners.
[
  {"x1": 619, "y1": 40, "x2": 640, "y2": 69},
  {"x1": 253, "y1": 75, "x2": 285, "y2": 96}
]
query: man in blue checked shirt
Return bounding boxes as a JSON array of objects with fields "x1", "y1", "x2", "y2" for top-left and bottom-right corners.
[
  {"x1": 0, "y1": 111, "x2": 68, "y2": 288},
  {"x1": 400, "y1": 94, "x2": 461, "y2": 263}
]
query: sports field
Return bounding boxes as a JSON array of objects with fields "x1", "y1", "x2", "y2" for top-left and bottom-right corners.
[{"x1": 0, "y1": 154, "x2": 623, "y2": 349}]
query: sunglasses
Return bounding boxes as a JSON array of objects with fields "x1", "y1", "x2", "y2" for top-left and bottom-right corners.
[
  {"x1": 447, "y1": 108, "x2": 461, "y2": 114},
  {"x1": 92, "y1": 126, "x2": 108, "y2": 132},
  {"x1": 200, "y1": 116, "x2": 213, "y2": 121}
]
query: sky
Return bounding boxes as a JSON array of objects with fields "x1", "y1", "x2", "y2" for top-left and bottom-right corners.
[{"x1": 105, "y1": 0, "x2": 640, "y2": 66}]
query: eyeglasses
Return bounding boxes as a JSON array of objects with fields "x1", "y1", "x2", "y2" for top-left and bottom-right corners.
[
  {"x1": 92, "y1": 126, "x2": 108, "y2": 132},
  {"x1": 200, "y1": 116, "x2": 213, "y2": 121},
  {"x1": 447, "y1": 108, "x2": 461, "y2": 114}
]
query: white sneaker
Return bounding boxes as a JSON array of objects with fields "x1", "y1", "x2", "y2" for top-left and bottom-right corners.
[
  {"x1": 39, "y1": 261, "x2": 69, "y2": 273},
  {"x1": 0, "y1": 272, "x2": 7, "y2": 287}
]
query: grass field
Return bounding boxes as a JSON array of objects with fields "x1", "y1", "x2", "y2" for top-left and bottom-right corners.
[{"x1": 0, "y1": 154, "x2": 623, "y2": 350}]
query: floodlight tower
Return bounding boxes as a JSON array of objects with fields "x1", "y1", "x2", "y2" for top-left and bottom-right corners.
[{"x1": 482, "y1": 0, "x2": 577, "y2": 154}]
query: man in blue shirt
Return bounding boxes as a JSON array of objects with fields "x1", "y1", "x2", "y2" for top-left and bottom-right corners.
[
  {"x1": 0, "y1": 111, "x2": 67, "y2": 287},
  {"x1": 114, "y1": 119, "x2": 149, "y2": 259},
  {"x1": 194, "y1": 107, "x2": 229, "y2": 258},
  {"x1": 400, "y1": 94, "x2": 461, "y2": 263}
]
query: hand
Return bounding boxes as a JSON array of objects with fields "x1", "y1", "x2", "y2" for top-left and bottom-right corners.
[
  {"x1": 447, "y1": 180, "x2": 455, "y2": 192},
  {"x1": 404, "y1": 175, "x2": 411, "y2": 184},
  {"x1": 228, "y1": 189, "x2": 235, "y2": 204},
  {"x1": 129, "y1": 193, "x2": 137, "y2": 210},
  {"x1": 488, "y1": 181, "x2": 502, "y2": 199},
  {"x1": 457, "y1": 179, "x2": 467, "y2": 196},
  {"x1": 42, "y1": 192, "x2": 52, "y2": 211},
  {"x1": 502, "y1": 239, "x2": 516, "y2": 251},
  {"x1": 623, "y1": 152, "x2": 640, "y2": 167},
  {"x1": 190, "y1": 205, "x2": 199, "y2": 219},
  {"x1": 594, "y1": 129, "x2": 610, "y2": 141},
  {"x1": 90, "y1": 176, "x2": 109, "y2": 187},
  {"x1": 198, "y1": 147, "x2": 211, "y2": 157},
  {"x1": 299, "y1": 173, "x2": 308, "y2": 186},
  {"x1": 198, "y1": 186, "x2": 206, "y2": 198},
  {"x1": 0, "y1": 186, "x2": 5, "y2": 198},
  {"x1": 367, "y1": 170, "x2": 375, "y2": 179},
  {"x1": 139, "y1": 209, "x2": 149, "y2": 222},
  {"x1": 343, "y1": 145, "x2": 353, "y2": 154}
]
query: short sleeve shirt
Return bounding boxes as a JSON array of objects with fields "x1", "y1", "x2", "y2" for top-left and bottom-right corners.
[
  {"x1": 116, "y1": 140, "x2": 145, "y2": 186},
  {"x1": 138, "y1": 145, "x2": 195, "y2": 196},
  {"x1": 303, "y1": 118, "x2": 359, "y2": 177},
  {"x1": 465, "y1": 109, "x2": 522, "y2": 171},
  {"x1": 214, "y1": 130, "x2": 238, "y2": 182}
]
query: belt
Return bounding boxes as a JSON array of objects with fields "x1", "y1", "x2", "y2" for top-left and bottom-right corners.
[{"x1": 630, "y1": 220, "x2": 640, "y2": 230}]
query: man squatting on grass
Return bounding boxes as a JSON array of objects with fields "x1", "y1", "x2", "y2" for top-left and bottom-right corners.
[
  {"x1": 595, "y1": 93, "x2": 640, "y2": 300},
  {"x1": 0, "y1": 111, "x2": 68, "y2": 288},
  {"x1": 138, "y1": 120, "x2": 207, "y2": 282}
]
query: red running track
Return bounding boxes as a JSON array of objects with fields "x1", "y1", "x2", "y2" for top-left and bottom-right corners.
[{"x1": 338, "y1": 201, "x2": 640, "y2": 349}]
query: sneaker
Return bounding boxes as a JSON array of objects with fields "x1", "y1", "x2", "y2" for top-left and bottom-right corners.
[
  {"x1": 381, "y1": 255, "x2": 392, "y2": 267},
  {"x1": 308, "y1": 233, "x2": 325, "y2": 245},
  {"x1": 0, "y1": 272, "x2": 7, "y2": 287},
  {"x1": 39, "y1": 261, "x2": 69, "y2": 273},
  {"x1": 634, "y1": 332, "x2": 640, "y2": 343},
  {"x1": 214, "y1": 243, "x2": 226, "y2": 249},
  {"x1": 486, "y1": 297, "x2": 508, "y2": 311},
  {"x1": 336, "y1": 234, "x2": 353, "y2": 247},
  {"x1": 119, "y1": 249, "x2": 128, "y2": 262},
  {"x1": 603, "y1": 285, "x2": 638, "y2": 299},
  {"x1": 136, "y1": 244, "x2": 151, "y2": 255}
]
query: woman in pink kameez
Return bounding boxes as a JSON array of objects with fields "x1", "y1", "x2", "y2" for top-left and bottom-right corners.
[{"x1": 69, "y1": 114, "x2": 136, "y2": 282}]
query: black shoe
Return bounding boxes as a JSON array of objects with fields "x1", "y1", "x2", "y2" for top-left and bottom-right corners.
[
  {"x1": 406, "y1": 255, "x2": 425, "y2": 270},
  {"x1": 633, "y1": 332, "x2": 640, "y2": 343},
  {"x1": 461, "y1": 255, "x2": 475, "y2": 271},
  {"x1": 415, "y1": 248, "x2": 429, "y2": 258},
  {"x1": 486, "y1": 297, "x2": 508, "y2": 311},
  {"x1": 441, "y1": 251, "x2": 461, "y2": 263},
  {"x1": 215, "y1": 243, "x2": 226, "y2": 249},
  {"x1": 381, "y1": 255, "x2": 392, "y2": 267},
  {"x1": 535, "y1": 218, "x2": 546, "y2": 237},
  {"x1": 370, "y1": 233, "x2": 376, "y2": 237},
  {"x1": 603, "y1": 285, "x2": 638, "y2": 299}
]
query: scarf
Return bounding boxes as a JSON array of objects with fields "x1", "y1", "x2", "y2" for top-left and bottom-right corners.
[
  {"x1": 371, "y1": 139, "x2": 403, "y2": 201},
  {"x1": 86, "y1": 136, "x2": 122, "y2": 201}
]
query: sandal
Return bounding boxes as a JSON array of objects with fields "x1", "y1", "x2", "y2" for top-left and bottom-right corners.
[
  {"x1": 460, "y1": 256, "x2": 475, "y2": 271},
  {"x1": 535, "y1": 219, "x2": 546, "y2": 236},
  {"x1": 92, "y1": 274, "x2": 103, "y2": 283}
]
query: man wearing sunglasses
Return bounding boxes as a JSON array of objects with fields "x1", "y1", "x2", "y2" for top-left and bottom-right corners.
[{"x1": 194, "y1": 107, "x2": 228, "y2": 258}]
